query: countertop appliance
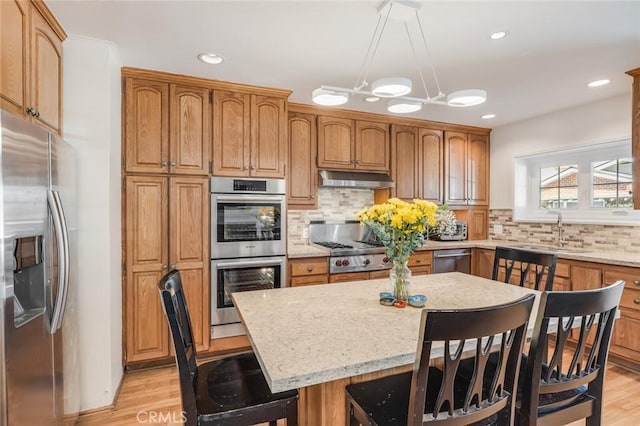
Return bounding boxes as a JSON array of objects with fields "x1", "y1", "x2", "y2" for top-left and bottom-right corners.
[
  {"x1": 432, "y1": 248, "x2": 472, "y2": 274},
  {"x1": 0, "y1": 111, "x2": 79, "y2": 424},
  {"x1": 309, "y1": 221, "x2": 393, "y2": 274},
  {"x1": 210, "y1": 177, "x2": 286, "y2": 339},
  {"x1": 431, "y1": 220, "x2": 467, "y2": 241}
]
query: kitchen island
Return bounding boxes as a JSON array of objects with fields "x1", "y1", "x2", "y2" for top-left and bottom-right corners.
[{"x1": 232, "y1": 272, "x2": 539, "y2": 425}]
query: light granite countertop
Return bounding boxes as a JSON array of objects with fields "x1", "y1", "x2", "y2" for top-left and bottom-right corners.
[
  {"x1": 288, "y1": 240, "x2": 640, "y2": 268},
  {"x1": 232, "y1": 272, "x2": 539, "y2": 393}
]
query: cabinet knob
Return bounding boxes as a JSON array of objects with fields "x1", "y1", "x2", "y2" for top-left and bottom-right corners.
[
  {"x1": 170, "y1": 264, "x2": 176, "y2": 269},
  {"x1": 311, "y1": 194, "x2": 316, "y2": 199},
  {"x1": 250, "y1": 164, "x2": 256, "y2": 170},
  {"x1": 634, "y1": 280, "x2": 640, "y2": 285},
  {"x1": 307, "y1": 266, "x2": 313, "y2": 272},
  {"x1": 162, "y1": 264, "x2": 168, "y2": 270},
  {"x1": 161, "y1": 161, "x2": 168, "y2": 167},
  {"x1": 415, "y1": 259, "x2": 422, "y2": 263},
  {"x1": 634, "y1": 298, "x2": 640, "y2": 305},
  {"x1": 243, "y1": 166, "x2": 249, "y2": 171},
  {"x1": 170, "y1": 161, "x2": 176, "y2": 167},
  {"x1": 26, "y1": 107, "x2": 38, "y2": 117}
]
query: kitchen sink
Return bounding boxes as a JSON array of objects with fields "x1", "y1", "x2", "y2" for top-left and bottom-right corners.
[{"x1": 511, "y1": 244, "x2": 592, "y2": 254}]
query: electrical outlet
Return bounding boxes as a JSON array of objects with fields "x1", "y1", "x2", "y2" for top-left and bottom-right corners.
[
  {"x1": 494, "y1": 224, "x2": 503, "y2": 235},
  {"x1": 302, "y1": 227, "x2": 309, "y2": 239}
]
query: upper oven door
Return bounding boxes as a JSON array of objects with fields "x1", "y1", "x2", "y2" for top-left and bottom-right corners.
[{"x1": 211, "y1": 193, "x2": 286, "y2": 258}]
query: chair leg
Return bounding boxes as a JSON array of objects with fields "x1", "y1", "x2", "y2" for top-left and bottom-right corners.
[
  {"x1": 286, "y1": 398, "x2": 298, "y2": 426},
  {"x1": 269, "y1": 422, "x2": 277, "y2": 426}
]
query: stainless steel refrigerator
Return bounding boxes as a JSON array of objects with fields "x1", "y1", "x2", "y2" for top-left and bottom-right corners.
[{"x1": 0, "y1": 111, "x2": 79, "y2": 424}]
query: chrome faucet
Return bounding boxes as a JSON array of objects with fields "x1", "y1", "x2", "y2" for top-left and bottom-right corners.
[{"x1": 556, "y1": 211, "x2": 566, "y2": 247}]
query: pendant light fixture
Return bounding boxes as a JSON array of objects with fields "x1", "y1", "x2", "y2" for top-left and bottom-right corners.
[{"x1": 311, "y1": 0, "x2": 487, "y2": 112}]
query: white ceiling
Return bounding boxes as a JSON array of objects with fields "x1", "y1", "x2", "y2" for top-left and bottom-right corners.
[{"x1": 48, "y1": 0, "x2": 640, "y2": 128}]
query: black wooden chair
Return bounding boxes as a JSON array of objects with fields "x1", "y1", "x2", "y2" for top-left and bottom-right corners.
[
  {"x1": 493, "y1": 246, "x2": 558, "y2": 291},
  {"x1": 345, "y1": 294, "x2": 536, "y2": 426},
  {"x1": 157, "y1": 269, "x2": 298, "y2": 426},
  {"x1": 518, "y1": 280, "x2": 624, "y2": 426}
]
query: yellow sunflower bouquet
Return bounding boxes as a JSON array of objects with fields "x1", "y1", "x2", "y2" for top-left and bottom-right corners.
[{"x1": 356, "y1": 198, "x2": 438, "y2": 264}]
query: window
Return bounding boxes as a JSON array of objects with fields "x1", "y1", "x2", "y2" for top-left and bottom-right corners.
[{"x1": 514, "y1": 139, "x2": 637, "y2": 224}]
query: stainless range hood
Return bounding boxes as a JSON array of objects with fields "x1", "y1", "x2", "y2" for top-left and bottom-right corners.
[{"x1": 318, "y1": 170, "x2": 395, "y2": 189}]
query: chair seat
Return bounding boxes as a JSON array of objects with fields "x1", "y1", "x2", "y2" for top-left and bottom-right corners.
[
  {"x1": 195, "y1": 352, "x2": 298, "y2": 422},
  {"x1": 345, "y1": 368, "x2": 475, "y2": 425}
]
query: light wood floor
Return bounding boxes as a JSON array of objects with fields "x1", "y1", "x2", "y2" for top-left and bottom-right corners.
[{"x1": 78, "y1": 363, "x2": 640, "y2": 425}]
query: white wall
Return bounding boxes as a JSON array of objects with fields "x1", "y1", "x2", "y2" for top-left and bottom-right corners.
[
  {"x1": 490, "y1": 93, "x2": 632, "y2": 209},
  {"x1": 61, "y1": 36, "x2": 122, "y2": 411}
]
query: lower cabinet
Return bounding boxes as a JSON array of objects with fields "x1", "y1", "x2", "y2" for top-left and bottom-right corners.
[
  {"x1": 409, "y1": 251, "x2": 432, "y2": 275},
  {"x1": 289, "y1": 257, "x2": 329, "y2": 286},
  {"x1": 124, "y1": 175, "x2": 210, "y2": 364}
]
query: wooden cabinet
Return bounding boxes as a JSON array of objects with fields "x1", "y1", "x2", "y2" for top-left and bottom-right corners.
[
  {"x1": 124, "y1": 175, "x2": 210, "y2": 363},
  {"x1": 287, "y1": 112, "x2": 317, "y2": 209},
  {"x1": 472, "y1": 248, "x2": 495, "y2": 279},
  {"x1": 212, "y1": 90, "x2": 286, "y2": 178},
  {"x1": 289, "y1": 257, "x2": 328, "y2": 286},
  {"x1": 318, "y1": 116, "x2": 389, "y2": 172},
  {"x1": 1, "y1": 0, "x2": 65, "y2": 133},
  {"x1": 390, "y1": 125, "x2": 443, "y2": 203},
  {"x1": 124, "y1": 79, "x2": 211, "y2": 175},
  {"x1": 444, "y1": 132, "x2": 489, "y2": 206},
  {"x1": 408, "y1": 251, "x2": 432, "y2": 275},
  {"x1": 329, "y1": 272, "x2": 370, "y2": 283}
]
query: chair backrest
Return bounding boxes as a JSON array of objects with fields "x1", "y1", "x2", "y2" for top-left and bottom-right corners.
[
  {"x1": 408, "y1": 293, "x2": 536, "y2": 426},
  {"x1": 519, "y1": 280, "x2": 625, "y2": 424},
  {"x1": 492, "y1": 246, "x2": 558, "y2": 291},
  {"x1": 157, "y1": 269, "x2": 198, "y2": 421}
]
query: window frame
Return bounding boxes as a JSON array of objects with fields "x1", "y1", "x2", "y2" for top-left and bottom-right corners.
[{"x1": 513, "y1": 138, "x2": 638, "y2": 225}]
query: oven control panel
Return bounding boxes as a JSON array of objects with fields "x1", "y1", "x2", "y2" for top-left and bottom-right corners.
[{"x1": 329, "y1": 254, "x2": 392, "y2": 274}]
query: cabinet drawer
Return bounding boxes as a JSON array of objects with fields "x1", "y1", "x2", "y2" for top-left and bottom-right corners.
[
  {"x1": 329, "y1": 272, "x2": 369, "y2": 283},
  {"x1": 291, "y1": 274, "x2": 328, "y2": 287},
  {"x1": 412, "y1": 266, "x2": 432, "y2": 276},
  {"x1": 290, "y1": 257, "x2": 328, "y2": 277},
  {"x1": 619, "y1": 287, "x2": 640, "y2": 312},
  {"x1": 369, "y1": 269, "x2": 391, "y2": 280},
  {"x1": 409, "y1": 251, "x2": 432, "y2": 267},
  {"x1": 603, "y1": 269, "x2": 640, "y2": 288},
  {"x1": 613, "y1": 313, "x2": 640, "y2": 354}
]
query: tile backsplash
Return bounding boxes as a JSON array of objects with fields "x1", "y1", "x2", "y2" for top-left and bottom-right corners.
[
  {"x1": 490, "y1": 209, "x2": 640, "y2": 253},
  {"x1": 288, "y1": 187, "x2": 374, "y2": 244}
]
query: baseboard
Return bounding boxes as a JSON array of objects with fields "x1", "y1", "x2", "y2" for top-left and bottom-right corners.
[{"x1": 77, "y1": 374, "x2": 124, "y2": 421}]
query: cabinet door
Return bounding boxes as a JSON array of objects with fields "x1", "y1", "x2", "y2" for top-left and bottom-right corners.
[
  {"x1": 29, "y1": 4, "x2": 62, "y2": 133},
  {"x1": 169, "y1": 84, "x2": 211, "y2": 175},
  {"x1": 251, "y1": 95, "x2": 286, "y2": 177},
  {"x1": 473, "y1": 248, "x2": 495, "y2": 279},
  {"x1": 419, "y1": 128, "x2": 444, "y2": 203},
  {"x1": 317, "y1": 116, "x2": 354, "y2": 170},
  {"x1": 355, "y1": 120, "x2": 389, "y2": 172},
  {"x1": 391, "y1": 125, "x2": 419, "y2": 200},
  {"x1": 125, "y1": 176, "x2": 169, "y2": 362},
  {"x1": 124, "y1": 78, "x2": 170, "y2": 174},
  {"x1": 467, "y1": 209, "x2": 488, "y2": 240},
  {"x1": 467, "y1": 134, "x2": 489, "y2": 206},
  {"x1": 169, "y1": 177, "x2": 210, "y2": 352},
  {"x1": 288, "y1": 112, "x2": 318, "y2": 208},
  {"x1": 212, "y1": 90, "x2": 250, "y2": 176},
  {"x1": 444, "y1": 131, "x2": 468, "y2": 205},
  {"x1": 1, "y1": 0, "x2": 28, "y2": 116}
]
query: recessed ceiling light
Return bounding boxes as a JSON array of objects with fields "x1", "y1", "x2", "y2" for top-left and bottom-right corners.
[
  {"x1": 587, "y1": 79, "x2": 610, "y2": 88},
  {"x1": 364, "y1": 96, "x2": 380, "y2": 103},
  {"x1": 198, "y1": 53, "x2": 224, "y2": 65},
  {"x1": 481, "y1": 114, "x2": 496, "y2": 119},
  {"x1": 490, "y1": 31, "x2": 508, "y2": 40}
]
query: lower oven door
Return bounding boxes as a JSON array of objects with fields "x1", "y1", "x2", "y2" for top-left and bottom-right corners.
[{"x1": 211, "y1": 256, "x2": 286, "y2": 328}]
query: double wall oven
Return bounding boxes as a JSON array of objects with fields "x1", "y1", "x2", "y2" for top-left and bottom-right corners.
[{"x1": 210, "y1": 177, "x2": 286, "y2": 338}]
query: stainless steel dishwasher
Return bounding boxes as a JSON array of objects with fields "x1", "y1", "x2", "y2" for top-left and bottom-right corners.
[{"x1": 432, "y1": 249, "x2": 472, "y2": 274}]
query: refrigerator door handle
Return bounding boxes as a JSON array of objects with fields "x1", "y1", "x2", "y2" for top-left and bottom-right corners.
[{"x1": 48, "y1": 190, "x2": 70, "y2": 333}]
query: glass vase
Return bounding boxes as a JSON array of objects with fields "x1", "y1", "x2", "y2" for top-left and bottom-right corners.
[{"x1": 390, "y1": 260, "x2": 412, "y2": 302}]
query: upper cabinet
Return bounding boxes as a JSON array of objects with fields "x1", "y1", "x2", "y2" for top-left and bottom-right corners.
[
  {"x1": 212, "y1": 91, "x2": 286, "y2": 178},
  {"x1": 123, "y1": 78, "x2": 211, "y2": 175},
  {"x1": 317, "y1": 116, "x2": 389, "y2": 172},
  {"x1": 288, "y1": 111, "x2": 318, "y2": 209},
  {"x1": 391, "y1": 125, "x2": 443, "y2": 203},
  {"x1": 444, "y1": 131, "x2": 489, "y2": 206},
  {"x1": 1, "y1": 0, "x2": 65, "y2": 134}
]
